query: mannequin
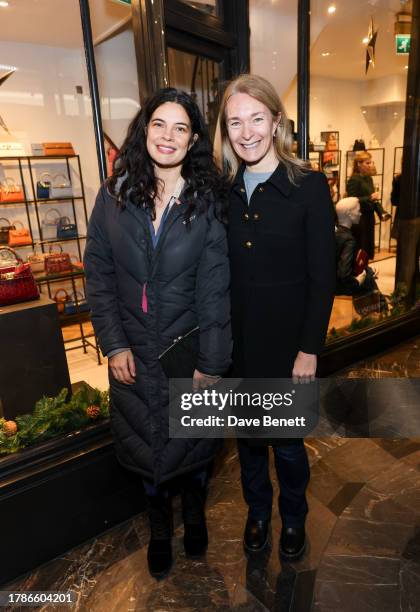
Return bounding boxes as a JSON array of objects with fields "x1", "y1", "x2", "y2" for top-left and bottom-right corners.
[{"x1": 335, "y1": 197, "x2": 387, "y2": 314}]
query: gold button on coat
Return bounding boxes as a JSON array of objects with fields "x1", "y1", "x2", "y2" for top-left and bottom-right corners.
[
  {"x1": 245, "y1": 240, "x2": 252, "y2": 248},
  {"x1": 258, "y1": 186, "x2": 264, "y2": 192},
  {"x1": 253, "y1": 213, "x2": 260, "y2": 220},
  {"x1": 244, "y1": 213, "x2": 249, "y2": 221}
]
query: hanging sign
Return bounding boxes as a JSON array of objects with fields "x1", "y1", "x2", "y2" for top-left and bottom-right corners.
[{"x1": 395, "y1": 34, "x2": 411, "y2": 54}]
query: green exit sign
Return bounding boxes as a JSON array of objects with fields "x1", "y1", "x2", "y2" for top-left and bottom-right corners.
[{"x1": 396, "y1": 34, "x2": 411, "y2": 54}]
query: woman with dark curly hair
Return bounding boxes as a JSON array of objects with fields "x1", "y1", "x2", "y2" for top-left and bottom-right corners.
[{"x1": 84, "y1": 88, "x2": 231, "y2": 578}]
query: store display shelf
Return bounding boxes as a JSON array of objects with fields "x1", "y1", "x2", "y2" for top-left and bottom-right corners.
[
  {"x1": 1, "y1": 155, "x2": 78, "y2": 161},
  {"x1": 37, "y1": 235, "x2": 87, "y2": 245},
  {"x1": 34, "y1": 268, "x2": 85, "y2": 283},
  {"x1": 0, "y1": 196, "x2": 84, "y2": 206}
]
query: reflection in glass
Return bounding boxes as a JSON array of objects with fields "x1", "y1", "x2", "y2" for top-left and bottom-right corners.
[{"x1": 178, "y1": 0, "x2": 217, "y2": 15}]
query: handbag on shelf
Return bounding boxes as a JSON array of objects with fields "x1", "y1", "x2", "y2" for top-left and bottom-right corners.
[
  {"x1": 0, "y1": 177, "x2": 25, "y2": 202},
  {"x1": 0, "y1": 142, "x2": 26, "y2": 157},
  {"x1": 0, "y1": 245, "x2": 19, "y2": 268},
  {"x1": 56, "y1": 216, "x2": 77, "y2": 240},
  {"x1": 70, "y1": 255, "x2": 84, "y2": 270},
  {"x1": 63, "y1": 290, "x2": 90, "y2": 315},
  {"x1": 27, "y1": 248, "x2": 46, "y2": 274},
  {"x1": 53, "y1": 288, "x2": 71, "y2": 313},
  {"x1": 41, "y1": 208, "x2": 61, "y2": 240},
  {"x1": 0, "y1": 247, "x2": 40, "y2": 306},
  {"x1": 8, "y1": 220, "x2": 32, "y2": 247},
  {"x1": 0, "y1": 218, "x2": 15, "y2": 245},
  {"x1": 50, "y1": 173, "x2": 73, "y2": 199},
  {"x1": 44, "y1": 244, "x2": 72, "y2": 275},
  {"x1": 43, "y1": 142, "x2": 75, "y2": 157},
  {"x1": 353, "y1": 139, "x2": 366, "y2": 152},
  {"x1": 158, "y1": 326, "x2": 200, "y2": 378},
  {"x1": 36, "y1": 172, "x2": 52, "y2": 199}
]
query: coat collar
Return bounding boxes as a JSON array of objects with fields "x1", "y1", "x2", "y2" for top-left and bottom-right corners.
[{"x1": 232, "y1": 161, "x2": 292, "y2": 198}]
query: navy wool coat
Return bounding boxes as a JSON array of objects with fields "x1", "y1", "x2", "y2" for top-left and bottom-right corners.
[
  {"x1": 84, "y1": 185, "x2": 232, "y2": 484},
  {"x1": 228, "y1": 163, "x2": 336, "y2": 379}
]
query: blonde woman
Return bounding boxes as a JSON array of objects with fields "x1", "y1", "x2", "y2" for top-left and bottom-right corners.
[
  {"x1": 347, "y1": 151, "x2": 391, "y2": 259},
  {"x1": 219, "y1": 74, "x2": 336, "y2": 560}
]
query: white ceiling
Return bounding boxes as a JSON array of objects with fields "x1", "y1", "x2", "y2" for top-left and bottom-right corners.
[{"x1": 0, "y1": 0, "x2": 413, "y2": 81}]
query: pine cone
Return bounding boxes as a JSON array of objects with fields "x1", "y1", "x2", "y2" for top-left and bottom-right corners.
[
  {"x1": 86, "y1": 405, "x2": 100, "y2": 419},
  {"x1": 3, "y1": 420, "x2": 17, "y2": 436}
]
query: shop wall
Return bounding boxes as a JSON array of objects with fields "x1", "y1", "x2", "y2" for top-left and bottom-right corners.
[
  {"x1": 284, "y1": 73, "x2": 405, "y2": 209},
  {"x1": 0, "y1": 41, "x2": 100, "y2": 218}
]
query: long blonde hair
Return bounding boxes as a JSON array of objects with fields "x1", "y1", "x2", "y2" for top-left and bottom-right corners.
[
  {"x1": 218, "y1": 74, "x2": 309, "y2": 184},
  {"x1": 352, "y1": 151, "x2": 372, "y2": 175}
]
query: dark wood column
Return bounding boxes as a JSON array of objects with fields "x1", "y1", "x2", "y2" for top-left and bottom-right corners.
[
  {"x1": 220, "y1": 0, "x2": 250, "y2": 79},
  {"x1": 297, "y1": 0, "x2": 310, "y2": 160},
  {"x1": 131, "y1": 0, "x2": 169, "y2": 104}
]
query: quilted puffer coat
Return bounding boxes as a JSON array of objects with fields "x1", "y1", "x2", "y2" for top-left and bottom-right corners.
[{"x1": 84, "y1": 184, "x2": 231, "y2": 484}]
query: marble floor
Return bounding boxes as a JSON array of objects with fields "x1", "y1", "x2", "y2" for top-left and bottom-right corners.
[{"x1": 4, "y1": 337, "x2": 420, "y2": 611}]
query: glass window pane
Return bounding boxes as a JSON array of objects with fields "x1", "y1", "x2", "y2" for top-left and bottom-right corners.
[
  {"x1": 309, "y1": 0, "x2": 414, "y2": 340},
  {"x1": 249, "y1": 0, "x2": 298, "y2": 131},
  {"x1": 178, "y1": 1, "x2": 218, "y2": 16}
]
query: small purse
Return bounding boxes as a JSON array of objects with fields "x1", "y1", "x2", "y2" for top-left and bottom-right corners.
[
  {"x1": 0, "y1": 245, "x2": 19, "y2": 268},
  {"x1": 8, "y1": 220, "x2": 32, "y2": 247},
  {"x1": 36, "y1": 172, "x2": 52, "y2": 199},
  {"x1": 0, "y1": 218, "x2": 15, "y2": 245},
  {"x1": 0, "y1": 177, "x2": 25, "y2": 202},
  {"x1": 158, "y1": 326, "x2": 200, "y2": 378},
  {"x1": 353, "y1": 248, "x2": 369, "y2": 275},
  {"x1": 44, "y1": 244, "x2": 73, "y2": 275},
  {"x1": 0, "y1": 247, "x2": 40, "y2": 306},
  {"x1": 43, "y1": 142, "x2": 75, "y2": 156},
  {"x1": 50, "y1": 173, "x2": 73, "y2": 199},
  {"x1": 70, "y1": 254, "x2": 84, "y2": 270},
  {"x1": 41, "y1": 208, "x2": 61, "y2": 240},
  {"x1": 56, "y1": 216, "x2": 78, "y2": 240},
  {"x1": 27, "y1": 248, "x2": 46, "y2": 274},
  {"x1": 53, "y1": 288, "x2": 71, "y2": 313},
  {"x1": 353, "y1": 139, "x2": 366, "y2": 152},
  {"x1": 64, "y1": 290, "x2": 90, "y2": 315}
]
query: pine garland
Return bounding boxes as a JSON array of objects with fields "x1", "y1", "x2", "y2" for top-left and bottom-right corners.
[{"x1": 0, "y1": 387, "x2": 109, "y2": 456}]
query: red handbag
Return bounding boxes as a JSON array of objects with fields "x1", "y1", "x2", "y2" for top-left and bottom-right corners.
[
  {"x1": 353, "y1": 248, "x2": 369, "y2": 275},
  {"x1": 0, "y1": 247, "x2": 40, "y2": 306},
  {"x1": 44, "y1": 244, "x2": 72, "y2": 275}
]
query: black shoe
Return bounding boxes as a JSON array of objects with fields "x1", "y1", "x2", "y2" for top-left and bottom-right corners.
[
  {"x1": 244, "y1": 518, "x2": 269, "y2": 552},
  {"x1": 146, "y1": 495, "x2": 173, "y2": 578},
  {"x1": 280, "y1": 525, "x2": 306, "y2": 561},
  {"x1": 181, "y1": 486, "x2": 208, "y2": 557}
]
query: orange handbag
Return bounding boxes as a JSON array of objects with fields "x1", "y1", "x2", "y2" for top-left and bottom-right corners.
[
  {"x1": 43, "y1": 142, "x2": 75, "y2": 156},
  {"x1": 8, "y1": 220, "x2": 32, "y2": 247},
  {"x1": 53, "y1": 288, "x2": 71, "y2": 313},
  {"x1": 0, "y1": 177, "x2": 25, "y2": 202}
]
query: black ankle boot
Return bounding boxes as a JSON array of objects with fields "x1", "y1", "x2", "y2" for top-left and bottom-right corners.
[
  {"x1": 181, "y1": 486, "x2": 208, "y2": 557},
  {"x1": 146, "y1": 495, "x2": 173, "y2": 578}
]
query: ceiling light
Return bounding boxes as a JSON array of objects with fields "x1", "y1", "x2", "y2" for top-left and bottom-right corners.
[
  {"x1": 322, "y1": 52, "x2": 330, "y2": 57},
  {"x1": 404, "y1": 65, "x2": 408, "y2": 69},
  {"x1": 328, "y1": 4, "x2": 336, "y2": 14},
  {"x1": 362, "y1": 37, "x2": 369, "y2": 44},
  {"x1": 0, "y1": 1, "x2": 9, "y2": 7}
]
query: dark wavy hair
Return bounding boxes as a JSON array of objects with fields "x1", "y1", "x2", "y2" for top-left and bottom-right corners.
[{"x1": 108, "y1": 88, "x2": 227, "y2": 221}]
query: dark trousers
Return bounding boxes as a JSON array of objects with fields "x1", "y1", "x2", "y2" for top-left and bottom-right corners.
[
  {"x1": 143, "y1": 468, "x2": 208, "y2": 497},
  {"x1": 237, "y1": 439, "x2": 310, "y2": 527}
]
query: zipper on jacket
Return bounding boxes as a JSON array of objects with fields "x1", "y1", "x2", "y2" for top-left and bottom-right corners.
[{"x1": 141, "y1": 282, "x2": 148, "y2": 313}]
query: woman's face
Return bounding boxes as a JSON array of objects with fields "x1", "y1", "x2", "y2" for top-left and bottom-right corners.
[
  {"x1": 225, "y1": 93, "x2": 279, "y2": 166},
  {"x1": 146, "y1": 102, "x2": 195, "y2": 168},
  {"x1": 358, "y1": 158, "x2": 374, "y2": 175}
]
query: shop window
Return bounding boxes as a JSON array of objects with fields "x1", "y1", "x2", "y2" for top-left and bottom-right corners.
[
  {"x1": 308, "y1": 0, "x2": 415, "y2": 342},
  {"x1": 91, "y1": 0, "x2": 140, "y2": 176},
  {"x1": 168, "y1": 48, "x2": 220, "y2": 140},
  {"x1": 249, "y1": 0, "x2": 298, "y2": 130},
  {"x1": 0, "y1": 0, "x2": 111, "y2": 457}
]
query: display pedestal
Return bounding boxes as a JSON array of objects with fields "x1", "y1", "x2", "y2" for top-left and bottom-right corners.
[{"x1": 0, "y1": 296, "x2": 71, "y2": 419}]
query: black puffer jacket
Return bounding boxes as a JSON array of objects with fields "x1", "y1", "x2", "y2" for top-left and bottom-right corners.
[{"x1": 84, "y1": 185, "x2": 231, "y2": 484}]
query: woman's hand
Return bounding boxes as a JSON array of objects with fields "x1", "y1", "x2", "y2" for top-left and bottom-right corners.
[
  {"x1": 370, "y1": 191, "x2": 380, "y2": 201},
  {"x1": 109, "y1": 349, "x2": 136, "y2": 385},
  {"x1": 292, "y1": 351, "x2": 317, "y2": 384},
  {"x1": 192, "y1": 369, "x2": 221, "y2": 391}
]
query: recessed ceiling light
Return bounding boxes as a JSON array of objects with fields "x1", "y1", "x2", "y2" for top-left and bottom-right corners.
[
  {"x1": 328, "y1": 4, "x2": 336, "y2": 14},
  {"x1": 322, "y1": 52, "x2": 331, "y2": 57},
  {"x1": 0, "y1": 1, "x2": 9, "y2": 7},
  {"x1": 362, "y1": 37, "x2": 369, "y2": 44},
  {"x1": 404, "y1": 65, "x2": 408, "y2": 69}
]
